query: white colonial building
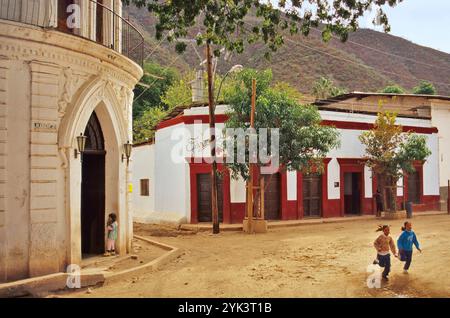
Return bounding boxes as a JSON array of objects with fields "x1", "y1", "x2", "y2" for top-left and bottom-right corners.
[
  {"x1": 132, "y1": 95, "x2": 441, "y2": 225},
  {"x1": 0, "y1": 0, "x2": 143, "y2": 282}
]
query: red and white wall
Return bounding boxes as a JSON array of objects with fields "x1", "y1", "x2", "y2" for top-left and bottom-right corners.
[{"x1": 131, "y1": 105, "x2": 440, "y2": 224}]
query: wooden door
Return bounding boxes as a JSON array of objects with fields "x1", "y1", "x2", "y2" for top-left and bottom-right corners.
[
  {"x1": 264, "y1": 173, "x2": 281, "y2": 220},
  {"x1": 408, "y1": 171, "x2": 420, "y2": 203},
  {"x1": 197, "y1": 173, "x2": 223, "y2": 222},
  {"x1": 81, "y1": 112, "x2": 106, "y2": 256},
  {"x1": 303, "y1": 174, "x2": 322, "y2": 217}
]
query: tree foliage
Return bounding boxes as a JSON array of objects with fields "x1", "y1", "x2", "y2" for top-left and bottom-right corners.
[
  {"x1": 413, "y1": 80, "x2": 437, "y2": 95},
  {"x1": 224, "y1": 68, "x2": 340, "y2": 180},
  {"x1": 359, "y1": 110, "x2": 431, "y2": 212},
  {"x1": 133, "y1": 106, "x2": 167, "y2": 143},
  {"x1": 381, "y1": 84, "x2": 405, "y2": 94},
  {"x1": 125, "y1": 0, "x2": 402, "y2": 58},
  {"x1": 133, "y1": 62, "x2": 180, "y2": 119},
  {"x1": 311, "y1": 76, "x2": 347, "y2": 100}
]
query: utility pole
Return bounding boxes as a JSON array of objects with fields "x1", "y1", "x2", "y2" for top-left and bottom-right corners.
[
  {"x1": 206, "y1": 42, "x2": 220, "y2": 234},
  {"x1": 245, "y1": 79, "x2": 257, "y2": 234}
]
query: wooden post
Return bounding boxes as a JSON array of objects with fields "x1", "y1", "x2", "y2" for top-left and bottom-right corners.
[
  {"x1": 260, "y1": 177, "x2": 265, "y2": 220},
  {"x1": 247, "y1": 79, "x2": 257, "y2": 233}
]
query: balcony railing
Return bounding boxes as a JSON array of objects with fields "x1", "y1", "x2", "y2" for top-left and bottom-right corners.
[{"x1": 0, "y1": 0, "x2": 144, "y2": 67}]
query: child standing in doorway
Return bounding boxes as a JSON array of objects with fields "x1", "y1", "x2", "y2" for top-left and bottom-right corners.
[
  {"x1": 373, "y1": 225, "x2": 398, "y2": 281},
  {"x1": 104, "y1": 213, "x2": 118, "y2": 256},
  {"x1": 397, "y1": 221, "x2": 421, "y2": 274}
]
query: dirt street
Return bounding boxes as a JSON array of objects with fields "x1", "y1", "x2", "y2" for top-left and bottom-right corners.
[{"x1": 62, "y1": 214, "x2": 450, "y2": 298}]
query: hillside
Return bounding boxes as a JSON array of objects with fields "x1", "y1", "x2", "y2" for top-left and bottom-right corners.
[{"x1": 124, "y1": 5, "x2": 450, "y2": 96}]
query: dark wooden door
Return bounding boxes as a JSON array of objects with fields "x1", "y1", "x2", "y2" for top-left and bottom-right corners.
[
  {"x1": 81, "y1": 154, "x2": 105, "y2": 255},
  {"x1": 81, "y1": 112, "x2": 106, "y2": 256},
  {"x1": 197, "y1": 173, "x2": 223, "y2": 222},
  {"x1": 408, "y1": 171, "x2": 420, "y2": 203},
  {"x1": 303, "y1": 174, "x2": 322, "y2": 217},
  {"x1": 264, "y1": 173, "x2": 281, "y2": 220}
]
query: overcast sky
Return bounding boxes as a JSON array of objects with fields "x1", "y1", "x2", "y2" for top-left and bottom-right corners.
[{"x1": 360, "y1": 0, "x2": 450, "y2": 53}]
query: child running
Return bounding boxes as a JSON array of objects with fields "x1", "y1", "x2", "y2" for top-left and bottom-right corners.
[
  {"x1": 397, "y1": 221, "x2": 422, "y2": 274},
  {"x1": 373, "y1": 224, "x2": 398, "y2": 281}
]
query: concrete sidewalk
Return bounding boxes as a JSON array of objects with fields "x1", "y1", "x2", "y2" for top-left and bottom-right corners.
[
  {"x1": 0, "y1": 236, "x2": 180, "y2": 298},
  {"x1": 180, "y1": 211, "x2": 448, "y2": 232}
]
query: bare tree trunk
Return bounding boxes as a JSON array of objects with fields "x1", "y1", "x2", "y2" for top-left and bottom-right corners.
[
  {"x1": 206, "y1": 42, "x2": 219, "y2": 234},
  {"x1": 379, "y1": 174, "x2": 387, "y2": 216},
  {"x1": 390, "y1": 178, "x2": 397, "y2": 212}
]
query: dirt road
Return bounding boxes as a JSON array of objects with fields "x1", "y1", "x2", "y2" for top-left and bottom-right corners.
[{"x1": 63, "y1": 214, "x2": 450, "y2": 298}]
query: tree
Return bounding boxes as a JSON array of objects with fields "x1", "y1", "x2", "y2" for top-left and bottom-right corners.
[
  {"x1": 359, "y1": 111, "x2": 431, "y2": 215},
  {"x1": 133, "y1": 107, "x2": 167, "y2": 143},
  {"x1": 126, "y1": 0, "x2": 402, "y2": 233},
  {"x1": 413, "y1": 81, "x2": 437, "y2": 95},
  {"x1": 133, "y1": 62, "x2": 179, "y2": 120},
  {"x1": 224, "y1": 69, "x2": 340, "y2": 215},
  {"x1": 126, "y1": 1, "x2": 402, "y2": 57},
  {"x1": 381, "y1": 84, "x2": 405, "y2": 94},
  {"x1": 311, "y1": 77, "x2": 347, "y2": 100}
]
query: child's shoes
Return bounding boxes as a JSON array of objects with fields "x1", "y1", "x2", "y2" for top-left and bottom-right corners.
[{"x1": 103, "y1": 251, "x2": 111, "y2": 257}]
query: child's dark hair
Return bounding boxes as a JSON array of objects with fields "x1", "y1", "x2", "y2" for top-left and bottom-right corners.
[
  {"x1": 108, "y1": 213, "x2": 117, "y2": 222},
  {"x1": 376, "y1": 224, "x2": 389, "y2": 232},
  {"x1": 401, "y1": 221, "x2": 410, "y2": 231}
]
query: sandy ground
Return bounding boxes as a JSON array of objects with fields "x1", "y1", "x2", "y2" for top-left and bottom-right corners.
[{"x1": 61, "y1": 214, "x2": 450, "y2": 298}]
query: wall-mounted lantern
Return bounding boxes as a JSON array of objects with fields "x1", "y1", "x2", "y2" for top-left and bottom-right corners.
[
  {"x1": 74, "y1": 133, "x2": 87, "y2": 159},
  {"x1": 122, "y1": 140, "x2": 132, "y2": 165}
]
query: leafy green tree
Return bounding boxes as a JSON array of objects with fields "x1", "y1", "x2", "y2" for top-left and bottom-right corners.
[
  {"x1": 359, "y1": 111, "x2": 431, "y2": 214},
  {"x1": 160, "y1": 72, "x2": 195, "y2": 109},
  {"x1": 224, "y1": 68, "x2": 340, "y2": 180},
  {"x1": 133, "y1": 62, "x2": 179, "y2": 120},
  {"x1": 381, "y1": 84, "x2": 405, "y2": 94},
  {"x1": 311, "y1": 77, "x2": 347, "y2": 100},
  {"x1": 413, "y1": 81, "x2": 437, "y2": 95},
  {"x1": 126, "y1": 0, "x2": 402, "y2": 57},
  {"x1": 133, "y1": 107, "x2": 167, "y2": 143}
]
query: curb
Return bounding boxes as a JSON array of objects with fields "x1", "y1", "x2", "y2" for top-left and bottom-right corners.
[
  {"x1": 180, "y1": 212, "x2": 448, "y2": 232},
  {"x1": 0, "y1": 236, "x2": 180, "y2": 298},
  {"x1": 104, "y1": 235, "x2": 181, "y2": 283}
]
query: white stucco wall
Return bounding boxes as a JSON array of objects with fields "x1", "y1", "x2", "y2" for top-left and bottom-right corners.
[
  {"x1": 153, "y1": 124, "x2": 191, "y2": 223},
  {"x1": 431, "y1": 102, "x2": 450, "y2": 188},
  {"x1": 134, "y1": 107, "x2": 440, "y2": 224},
  {"x1": 131, "y1": 144, "x2": 155, "y2": 222},
  {"x1": 423, "y1": 133, "x2": 440, "y2": 195}
]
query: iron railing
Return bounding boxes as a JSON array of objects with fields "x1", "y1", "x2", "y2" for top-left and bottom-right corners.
[{"x1": 0, "y1": 0, "x2": 144, "y2": 67}]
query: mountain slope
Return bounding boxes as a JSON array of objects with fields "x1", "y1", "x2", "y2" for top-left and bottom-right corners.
[{"x1": 125, "y1": 6, "x2": 450, "y2": 96}]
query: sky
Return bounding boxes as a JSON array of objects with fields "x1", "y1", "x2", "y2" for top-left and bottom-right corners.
[{"x1": 359, "y1": 0, "x2": 450, "y2": 53}]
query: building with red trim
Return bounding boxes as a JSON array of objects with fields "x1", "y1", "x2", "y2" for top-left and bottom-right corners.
[{"x1": 132, "y1": 94, "x2": 443, "y2": 224}]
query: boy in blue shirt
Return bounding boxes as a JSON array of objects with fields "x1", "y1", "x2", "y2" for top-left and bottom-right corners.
[{"x1": 397, "y1": 221, "x2": 422, "y2": 274}]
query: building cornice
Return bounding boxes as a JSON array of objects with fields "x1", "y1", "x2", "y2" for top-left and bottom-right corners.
[{"x1": 0, "y1": 20, "x2": 143, "y2": 88}]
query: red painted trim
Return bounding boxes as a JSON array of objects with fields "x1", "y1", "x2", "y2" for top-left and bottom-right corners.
[
  {"x1": 157, "y1": 114, "x2": 229, "y2": 130},
  {"x1": 157, "y1": 114, "x2": 438, "y2": 134},
  {"x1": 404, "y1": 161, "x2": 425, "y2": 204},
  {"x1": 297, "y1": 172, "x2": 304, "y2": 219},
  {"x1": 297, "y1": 158, "x2": 331, "y2": 219},
  {"x1": 188, "y1": 162, "x2": 231, "y2": 224},
  {"x1": 338, "y1": 158, "x2": 366, "y2": 216},
  {"x1": 321, "y1": 120, "x2": 438, "y2": 134},
  {"x1": 281, "y1": 170, "x2": 288, "y2": 220}
]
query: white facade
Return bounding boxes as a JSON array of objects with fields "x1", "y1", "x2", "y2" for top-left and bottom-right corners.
[
  {"x1": 132, "y1": 105, "x2": 440, "y2": 224},
  {"x1": 0, "y1": 0, "x2": 142, "y2": 282}
]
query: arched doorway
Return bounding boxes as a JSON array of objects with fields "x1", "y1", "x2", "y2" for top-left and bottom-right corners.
[{"x1": 81, "y1": 112, "x2": 106, "y2": 256}]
